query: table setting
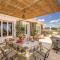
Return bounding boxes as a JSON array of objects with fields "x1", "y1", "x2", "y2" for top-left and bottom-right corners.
[{"x1": 4, "y1": 35, "x2": 52, "y2": 60}]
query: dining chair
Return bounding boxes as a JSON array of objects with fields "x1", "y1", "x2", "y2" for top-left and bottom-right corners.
[
  {"x1": 5, "y1": 49, "x2": 17, "y2": 60},
  {"x1": 36, "y1": 42, "x2": 51, "y2": 60},
  {"x1": 0, "y1": 47, "x2": 4, "y2": 60},
  {"x1": 0, "y1": 42, "x2": 16, "y2": 60},
  {"x1": 53, "y1": 39, "x2": 60, "y2": 53}
]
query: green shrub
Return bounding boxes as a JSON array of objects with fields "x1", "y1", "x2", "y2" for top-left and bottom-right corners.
[{"x1": 16, "y1": 23, "x2": 25, "y2": 37}]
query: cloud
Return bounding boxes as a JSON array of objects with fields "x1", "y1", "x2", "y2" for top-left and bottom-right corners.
[
  {"x1": 37, "y1": 19, "x2": 45, "y2": 22},
  {"x1": 49, "y1": 19, "x2": 60, "y2": 23},
  {"x1": 58, "y1": 23, "x2": 60, "y2": 24},
  {"x1": 44, "y1": 24, "x2": 46, "y2": 26}
]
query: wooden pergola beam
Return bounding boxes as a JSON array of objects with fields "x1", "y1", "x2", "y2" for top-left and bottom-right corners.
[{"x1": 0, "y1": 0, "x2": 60, "y2": 19}]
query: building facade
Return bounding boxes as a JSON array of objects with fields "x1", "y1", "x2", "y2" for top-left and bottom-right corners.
[{"x1": 0, "y1": 14, "x2": 43, "y2": 43}]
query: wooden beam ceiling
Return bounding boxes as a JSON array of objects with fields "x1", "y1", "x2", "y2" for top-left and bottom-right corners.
[{"x1": 0, "y1": 0, "x2": 60, "y2": 19}]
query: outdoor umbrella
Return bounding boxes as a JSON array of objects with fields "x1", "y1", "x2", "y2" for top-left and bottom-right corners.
[{"x1": 0, "y1": 0, "x2": 60, "y2": 19}]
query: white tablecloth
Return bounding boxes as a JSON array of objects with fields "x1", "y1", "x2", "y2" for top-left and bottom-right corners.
[
  {"x1": 39, "y1": 37, "x2": 52, "y2": 49},
  {"x1": 22, "y1": 41, "x2": 39, "y2": 48}
]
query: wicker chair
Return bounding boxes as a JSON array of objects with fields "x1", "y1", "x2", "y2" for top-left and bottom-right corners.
[
  {"x1": 0, "y1": 47, "x2": 4, "y2": 60},
  {"x1": 53, "y1": 39, "x2": 60, "y2": 53},
  {"x1": 36, "y1": 42, "x2": 51, "y2": 60},
  {"x1": 0, "y1": 42, "x2": 17, "y2": 60}
]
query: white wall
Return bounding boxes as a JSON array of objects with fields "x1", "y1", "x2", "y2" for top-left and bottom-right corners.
[
  {"x1": 0, "y1": 13, "x2": 43, "y2": 43},
  {"x1": 0, "y1": 14, "x2": 20, "y2": 22}
]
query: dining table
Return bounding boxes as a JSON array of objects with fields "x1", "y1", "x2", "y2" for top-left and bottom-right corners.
[
  {"x1": 7, "y1": 37, "x2": 52, "y2": 60},
  {"x1": 10, "y1": 40, "x2": 39, "y2": 60}
]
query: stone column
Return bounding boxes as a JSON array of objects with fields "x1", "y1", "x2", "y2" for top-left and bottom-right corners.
[
  {"x1": 13, "y1": 21, "x2": 16, "y2": 38},
  {"x1": 27, "y1": 22, "x2": 30, "y2": 36}
]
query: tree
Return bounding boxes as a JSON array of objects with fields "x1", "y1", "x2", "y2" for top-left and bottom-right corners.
[{"x1": 16, "y1": 22, "x2": 25, "y2": 37}]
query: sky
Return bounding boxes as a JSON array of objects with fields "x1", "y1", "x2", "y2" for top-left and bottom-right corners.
[{"x1": 36, "y1": 12, "x2": 60, "y2": 28}]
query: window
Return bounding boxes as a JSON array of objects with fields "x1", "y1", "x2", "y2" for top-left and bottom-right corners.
[
  {"x1": 3, "y1": 22, "x2": 7, "y2": 36},
  {"x1": 8, "y1": 22, "x2": 12, "y2": 36},
  {"x1": 0, "y1": 21, "x2": 1, "y2": 37},
  {"x1": 0, "y1": 21, "x2": 13, "y2": 37}
]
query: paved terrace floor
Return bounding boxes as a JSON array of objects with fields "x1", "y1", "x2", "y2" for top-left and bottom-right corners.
[{"x1": 48, "y1": 50, "x2": 60, "y2": 60}]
